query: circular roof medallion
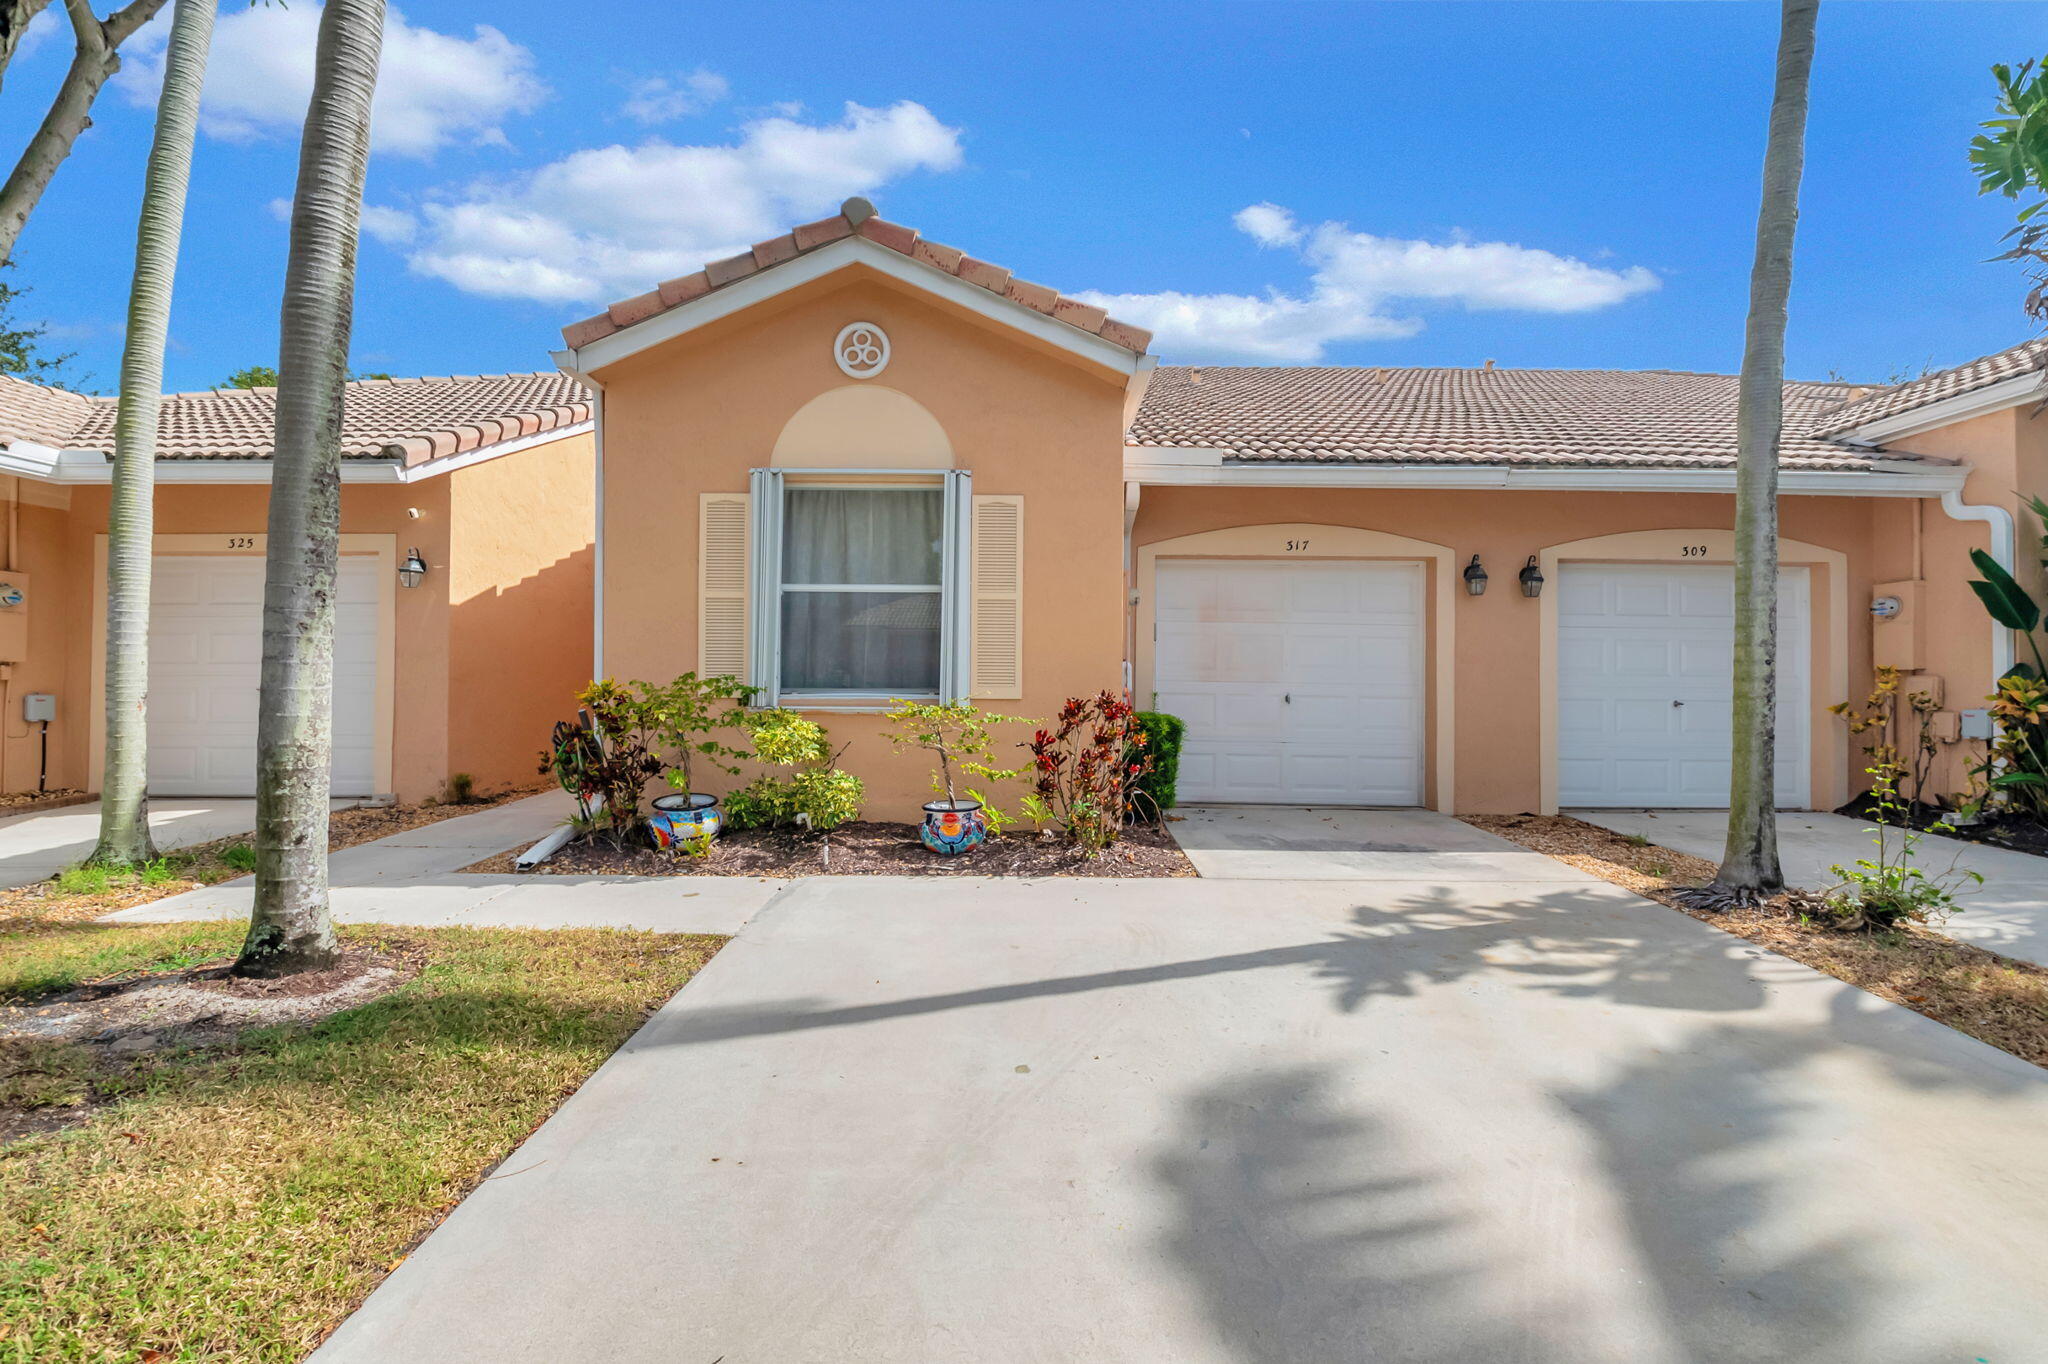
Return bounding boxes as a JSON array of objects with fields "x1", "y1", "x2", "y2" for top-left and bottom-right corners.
[{"x1": 834, "y1": 322, "x2": 890, "y2": 379}]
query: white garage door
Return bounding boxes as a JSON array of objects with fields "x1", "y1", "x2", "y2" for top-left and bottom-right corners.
[
  {"x1": 1155, "y1": 559, "x2": 1425, "y2": 805},
  {"x1": 147, "y1": 554, "x2": 380, "y2": 796},
  {"x1": 1558, "y1": 563, "x2": 1809, "y2": 808}
]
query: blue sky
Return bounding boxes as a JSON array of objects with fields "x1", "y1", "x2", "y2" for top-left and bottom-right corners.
[{"x1": 2, "y1": 0, "x2": 2043, "y2": 392}]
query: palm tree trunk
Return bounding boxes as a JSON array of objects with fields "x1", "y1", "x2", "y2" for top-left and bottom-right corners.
[
  {"x1": 0, "y1": 0, "x2": 168, "y2": 263},
  {"x1": 90, "y1": 0, "x2": 213, "y2": 869},
  {"x1": 235, "y1": 0, "x2": 383, "y2": 978},
  {"x1": 1705, "y1": 0, "x2": 1819, "y2": 907}
]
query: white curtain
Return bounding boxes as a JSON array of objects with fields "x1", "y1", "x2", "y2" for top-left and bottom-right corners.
[{"x1": 780, "y1": 488, "x2": 943, "y2": 692}]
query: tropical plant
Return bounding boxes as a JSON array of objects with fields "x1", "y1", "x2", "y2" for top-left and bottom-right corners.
[
  {"x1": 721, "y1": 708, "x2": 863, "y2": 832},
  {"x1": 1025, "y1": 691, "x2": 1153, "y2": 855},
  {"x1": 1688, "y1": 0, "x2": 1818, "y2": 912},
  {"x1": 236, "y1": 0, "x2": 386, "y2": 979},
  {"x1": 1966, "y1": 505, "x2": 2048, "y2": 679},
  {"x1": 881, "y1": 699, "x2": 1026, "y2": 807},
  {"x1": 635, "y1": 671, "x2": 753, "y2": 796},
  {"x1": 1823, "y1": 761, "x2": 1984, "y2": 932},
  {"x1": 223, "y1": 364, "x2": 279, "y2": 389},
  {"x1": 89, "y1": 0, "x2": 213, "y2": 870},
  {"x1": 538, "y1": 682, "x2": 664, "y2": 847},
  {"x1": 1132, "y1": 711, "x2": 1186, "y2": 815},
  {"x1": 0, "y1": 0, "x2": 174, "y2": 263},
  {"x1": 1969, "y1": 56, "x2": 2048, "y2": 321},
  {"x1": 1974, "y1": 671, "x2": 2048, "y2": 824},
  {"x1": 1830, "y1": 666, "x2": 1942, "y2": 820}
]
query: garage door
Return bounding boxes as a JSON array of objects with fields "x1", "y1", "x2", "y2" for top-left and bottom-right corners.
[
  {"x1": 1557, "y1": 563, "x2": 1809, "y2": 808},
  {"x1": 147, "y1": 554, "x2": 380, "y2": 796},
  {"x1": 1154, "y1": 559, "x2": 1425, "y2": 805}
]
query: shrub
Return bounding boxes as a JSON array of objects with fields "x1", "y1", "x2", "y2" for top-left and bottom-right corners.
[
  {"x1": 540, "y1": 681, "x2": 665, "y2": 848},
  {"x1": 1132, "y1": 711, "x2": 1185, "y2": 814},
  {"x1": 882, "y1": 699, "x2": 1028, "y2": 814},
  {"x1": 1830, "y1": 666, "x2": 1941, "y2": 818},
  {"x1": 636, "y1": 672, "x2": 755, "y2": 795},
  {"x1": 443, "y1": 772, "x2": 476, "y2": 805},
  {"x1": 1026, "y1": 691, "x2": 1154, "y2": 855},
  {"x1": 722, "y1": 709, "x2": 864, "y2": 833},
  {"x1": 1824, "y1": 761, "x2": 1983, "y2": 931}
]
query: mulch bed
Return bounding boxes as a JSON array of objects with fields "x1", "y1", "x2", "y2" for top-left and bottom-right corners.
[
  {"x1": 1466, "y1": 813, "x2": 2048, "y2": 1069},
  {"x1": 0, "y1": 789, "x2": 92, "y2": 817},
  {"x1": 1832, "y1": 795, "x2": 2048, "y2": 860},
  {"x1": 470, "y1": 820, "x2": 1197, "y2": 879}
]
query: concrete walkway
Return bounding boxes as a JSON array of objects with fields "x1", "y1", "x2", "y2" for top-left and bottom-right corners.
[
  {"x1": 105, "y1": 791, "x2": 773, "y2": 935},
  {"x1": 314, "y1": 857, "x2": 2048, "y2": 1362},
  {"x1": 0, "y1": 797, "x2": 261, "y2": 889},
  {"x1": 1576, "y1": 808, "x2": 2048, "y2": 970},
  {"x1": 1170, "y1": 804, "x2": 1573, "y2": 880}
]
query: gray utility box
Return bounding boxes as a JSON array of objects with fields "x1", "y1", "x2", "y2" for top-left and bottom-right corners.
[{"x1": 22, "y1": 693, "x2": 54, "y2": 724}]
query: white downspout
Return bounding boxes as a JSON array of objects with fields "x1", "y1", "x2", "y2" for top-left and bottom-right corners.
[
  {"x1": 1941, "y1": 487, "x2": 2018, "y2": 679},
  {"x1": 1123, "y1": 480, "x2": 1141, "y2": 696}
]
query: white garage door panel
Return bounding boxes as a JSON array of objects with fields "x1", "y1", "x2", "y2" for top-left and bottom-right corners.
[
  {"x1": 1155, "y1": 559, "x2": 1424, "y2": 806},
  {"x1": 147, "y1": 555, "x2": 380, "y2": 796},
  {"x1": 1558, "y1": 563, "x2": 1809, "y2": 808}
]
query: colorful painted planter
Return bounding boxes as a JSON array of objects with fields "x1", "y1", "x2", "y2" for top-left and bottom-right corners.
[
  {"x1": 920, "y1": 798, "x2": 988, "y2": 856},
  {"x1": 649, "y1": 792, "x2": 721, "y2": 851}
]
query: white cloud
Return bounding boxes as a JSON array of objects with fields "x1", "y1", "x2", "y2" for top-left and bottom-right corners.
[
  {"x1": 1080, "y1": 207, "x2": 1660, "y2": 362},
  {"x1": 621, "y1": 69, "x2": 730, "y2": 125},
  {"x1": 358, "y1": 204, "x2": 419, "y2": 245},
  {"x1": 393, "y1": 100, "x2": 965, "y2": 304},
  {"x1": 117, "y1": 4, "x2": 547, "y2": 158}
]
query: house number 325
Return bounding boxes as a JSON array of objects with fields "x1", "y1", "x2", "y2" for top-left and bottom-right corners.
[{"x1": 1286, "y1": 539, "x2": 1310, "y2": 552}]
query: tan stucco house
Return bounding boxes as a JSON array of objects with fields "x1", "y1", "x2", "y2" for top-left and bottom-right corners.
[
  {"x1": 553, "y1": 197, "x2": 2048, "y2": 821},
  {"x1": 0, "y1": 373, "x2": 595, "y2": 802},
  {"x1": 3, "y1": 197, "x2": 2042, "y2": 823}
]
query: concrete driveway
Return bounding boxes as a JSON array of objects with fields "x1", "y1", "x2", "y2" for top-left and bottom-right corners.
[
  {"x1": 315, "y1": 814, "x2": 2048, "y2": 1363},
  {"x1": 1577, "y1": 808, "x2": 2048, "y2": 970}
]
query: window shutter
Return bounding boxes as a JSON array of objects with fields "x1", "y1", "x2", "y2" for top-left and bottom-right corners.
[
  {"x1": 969, "y1": 495, "x2": 1024, "y2": 699},
  {"x1": 698, "y1": 492, "x2": 750, "y2": 681}
]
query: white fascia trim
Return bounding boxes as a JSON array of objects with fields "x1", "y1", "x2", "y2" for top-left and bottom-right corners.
[
  {"x1": 3, "y1": 421, "x2": 594, "y2": 485},
  {"x1": 1121, "y1": 454, "x2": 1967, "y2": 497},
  {"x1": 564, "y1": 237, "x2": 1145, "y2": 377},
  {"x1": 1831, "y1": 370, "x2": 2048, "y2": 446}
]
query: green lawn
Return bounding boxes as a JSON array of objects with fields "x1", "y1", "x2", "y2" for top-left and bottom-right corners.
[{"x1": 0, "y1": 922, "x2": 723, "y2": 1362}]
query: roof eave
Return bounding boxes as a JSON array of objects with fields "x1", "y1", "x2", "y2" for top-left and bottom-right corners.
[
  {"x1": 560, "y1": 236, "x2": 1147, "y2": 380},
  {"x1": 1820, "y1": 369, "x2": 2048, "y2": 445}
]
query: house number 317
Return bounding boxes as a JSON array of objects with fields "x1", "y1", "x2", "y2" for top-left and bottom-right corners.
[{"x1": 1286, "y1": 539, "x2": 1310, "y2": 552}]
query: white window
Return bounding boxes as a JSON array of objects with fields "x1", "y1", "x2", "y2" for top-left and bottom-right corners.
[{"x1": 748, "y1": 469, "x2": 971, "y2": 705}]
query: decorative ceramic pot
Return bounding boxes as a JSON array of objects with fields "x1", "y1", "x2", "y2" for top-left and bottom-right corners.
[
  {"x1": 649, "y1": 792, "x2": 721, "y2": 850},
  {"x1": 920, "y1": 798, "x2": 988, "y2": 856}
]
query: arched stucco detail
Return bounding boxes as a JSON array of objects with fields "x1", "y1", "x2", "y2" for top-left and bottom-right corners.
[
  {"x1": 771, "y1": 385, "x2": 953, "y2": 468},
  {"x1": 1134, "y1": 523, "x2": 1457, "y2": 813},
  {"x1": 1534, "y1": 528, "x2": 1851, "y2": 816}
]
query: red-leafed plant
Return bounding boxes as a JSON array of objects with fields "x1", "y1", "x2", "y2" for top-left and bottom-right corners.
[{"x1": 1025, "y1": 690, "x2": 1155, "y2": 855}]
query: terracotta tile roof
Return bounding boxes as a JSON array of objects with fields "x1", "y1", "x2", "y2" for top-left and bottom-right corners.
[
  {"x1": 1809, "y1": 337, "x2": 2048, "y2": 438},
  {"x1": 1126, "y1": 365, "x2": 1916, "y2": 471},
  {"x1": 0, "y1": 372, "x2": 591, "y2": 463},
  {"x1": 561, "y1": 197, "x2": 1153, "y2": 357},
  {"x1": 0, "y1": 373, "x2": 97, "y2": 448}
]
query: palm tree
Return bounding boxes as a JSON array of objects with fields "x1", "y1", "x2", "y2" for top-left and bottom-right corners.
[
  {"x1": 90, "y1": 0, "x2": 214, "y2": 869},
  {"x1": 234, "y1": 0, "x2": 384, "y2": 978},
  {"x1": 1691, "y1": 0, "x2": 1821, "y2": 910}
]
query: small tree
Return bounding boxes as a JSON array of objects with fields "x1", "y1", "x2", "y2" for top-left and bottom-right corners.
[
  {"x1": 636, "y1": 672, "x2": 753, "y2": 796},
  {"x1": 223, "y1": 364, "x2": 279, "y2": 389},
  {"x1": 1970, "y1": 56, "x2": 2048, "y2": 321},
  {"x1": 882, "y1": 699, "x2": 1025, "y2": 806}
]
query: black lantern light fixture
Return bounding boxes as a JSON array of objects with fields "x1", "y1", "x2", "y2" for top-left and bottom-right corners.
[
  {"x1": 1462, "y1": 554, "x2": 1488, "y2": 596},
  {"x1": 398, "y1": 547, "x2": 428, "y2": 589},
  {"x1": 1519, "y1": 555, "x2": 1545, "y2": 599}
]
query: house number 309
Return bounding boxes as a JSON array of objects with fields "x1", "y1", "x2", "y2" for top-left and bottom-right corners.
[
  {"x1": 1679, "y1": 544, "x2": 1709, "y2": 557},
  {"x1": 1286, "y1": 539, "x2": 1310, "y2": 552}
]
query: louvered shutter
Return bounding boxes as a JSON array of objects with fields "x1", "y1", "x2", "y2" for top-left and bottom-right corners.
[
  {"x1": 697, "y1": 492, "x2": 750, "y2": 682},
  {"x1": 969, "y1": 495, "x2": 1024, "y2": 699}
]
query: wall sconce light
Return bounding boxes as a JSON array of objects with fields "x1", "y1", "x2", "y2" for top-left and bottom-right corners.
[
  {"x1": 1462, "y1": 555, "x2": 1488, "y2": 596},
  {"x1": 1519, "y1": 556, "x2": 1545, "y2": 599},
  {"x1": 398, "y1": 547, "x2": 428, "y2": 589}
]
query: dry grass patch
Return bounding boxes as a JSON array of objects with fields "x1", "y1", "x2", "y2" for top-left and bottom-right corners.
[
  {"x1": 0, "y1": 920, "x2": 722, "y2": 1362},
  {"x1": 0, "y1": 787, "x2": 546, "y2": 932},
  {"x1": 1467, "y1": 813, "x2": 2048, "y2": 1068}
]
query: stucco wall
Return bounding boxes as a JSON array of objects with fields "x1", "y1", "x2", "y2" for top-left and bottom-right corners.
[
  {"x1": 446, "y1": 430, "x2": 596, "y2": 794},
  {"x1": 592, "y1": 266, "x2": 1129, "y2": 819},
  {"x1": 1134, "y1": 485, "x2": 1882, "y2": 815}
]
